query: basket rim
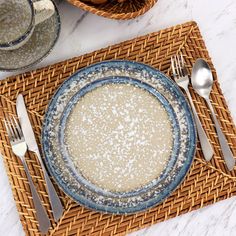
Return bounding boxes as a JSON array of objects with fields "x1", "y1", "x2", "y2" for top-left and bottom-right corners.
[{"x1": 66, "y1": 0, "x2": 157, "y2": 20}]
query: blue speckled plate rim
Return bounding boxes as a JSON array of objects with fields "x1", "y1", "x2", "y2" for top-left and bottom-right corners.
[
  {"x1": 42, "y1": 60, "x2": 197, "y2": 214},
  {"x1": 58, "y1": 76, "x2": 181, "y2": 198},
  {"x1": 0, "y1": 0, "x2": 61, "y2": 72}
]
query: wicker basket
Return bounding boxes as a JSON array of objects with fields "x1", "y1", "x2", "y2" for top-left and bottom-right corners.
[{"x1": 66, "y1": 0, "x2": 157, "y2": 20}]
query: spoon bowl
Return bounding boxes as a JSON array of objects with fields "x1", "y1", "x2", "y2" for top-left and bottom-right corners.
[{"x1": 191, "y1": 59, "x2": 213, "y2": 99}]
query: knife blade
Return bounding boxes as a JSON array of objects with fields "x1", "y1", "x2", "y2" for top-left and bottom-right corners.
[
  {"x1": 16, "y1": 94, "x2": 63, "y2": 221},
  {"x1": 16, "y1": 94, "x2": 39, "y2": 153}
]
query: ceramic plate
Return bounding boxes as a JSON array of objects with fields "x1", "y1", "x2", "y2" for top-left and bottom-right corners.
[
  {"x1": 0, "y1": 0, "x2": 60, "y2": 71},
  {"x1": 42, "y1": 60, "x2": 197, "y2": 214}
]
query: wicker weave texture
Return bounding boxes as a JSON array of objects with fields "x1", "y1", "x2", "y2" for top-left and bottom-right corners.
[
  {"x1": 66, "y1": 0, "x2": 157, "y2": 20},
  {"x1": 0, "y1": 21, "x2": 236, "y2": 236}
]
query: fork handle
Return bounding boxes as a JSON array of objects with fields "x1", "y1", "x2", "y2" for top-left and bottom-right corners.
[
  {"x1": 21, "y1": 158, "x2": 51, "y2": 234},
  {"x1": 185, "y1": 89, "x2": 214, "y2": 161}
]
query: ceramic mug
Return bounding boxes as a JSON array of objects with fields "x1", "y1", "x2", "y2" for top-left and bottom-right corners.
[{"x1": 0, "y1": 0, "x2": 55, "y2": 50}]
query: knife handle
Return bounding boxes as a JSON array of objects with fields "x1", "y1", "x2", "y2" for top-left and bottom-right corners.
[{"x1": 35, "y1": 150, "x2": 64, "y2": 222}]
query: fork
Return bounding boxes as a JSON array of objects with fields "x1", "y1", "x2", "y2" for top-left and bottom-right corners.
[
  {"x1": 171, "y1": 54, "x2": 214, "y2": 161},
  {"x1": 4, "y1": 116, "x2": 51, "y2": 234}
]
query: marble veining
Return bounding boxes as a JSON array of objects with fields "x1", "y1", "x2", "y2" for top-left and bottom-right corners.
[
  {"x1": 70, "y1": 12, "x2": 88, "y2": 35},
  {"x1": 0, "y1": 0, "x2": 236, "y2": 235}
]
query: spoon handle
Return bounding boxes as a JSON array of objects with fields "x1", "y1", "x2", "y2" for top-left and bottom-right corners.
[
  {"x1": 185, "y1": 89, "x2": 214, "y2": 161},
  {"x1": 205, "y1": 98, "x2": 235, "y2": 171}
]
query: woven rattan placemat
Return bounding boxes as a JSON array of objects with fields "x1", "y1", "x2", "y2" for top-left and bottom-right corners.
[{"x1": 0, "y1": 21, "x2": 236, "y2": 236}]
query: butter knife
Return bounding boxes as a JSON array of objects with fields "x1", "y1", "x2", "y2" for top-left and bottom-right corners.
[{"x1": 16, "y1": 94, "x2": 63, "y2": 222}]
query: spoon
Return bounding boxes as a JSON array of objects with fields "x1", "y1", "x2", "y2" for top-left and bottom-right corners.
[{"x1": 191, "y1": 59, "x2": 235, "y2": 171}]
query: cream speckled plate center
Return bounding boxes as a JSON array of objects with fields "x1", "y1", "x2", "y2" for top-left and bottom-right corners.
[{"x1": 65, "y1": 83, "x2": 173, "y2": 192}]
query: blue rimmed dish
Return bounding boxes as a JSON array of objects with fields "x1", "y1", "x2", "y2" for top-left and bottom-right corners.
[{"x1": 42, "y1": 60, "x2": 197, "y2": 214}]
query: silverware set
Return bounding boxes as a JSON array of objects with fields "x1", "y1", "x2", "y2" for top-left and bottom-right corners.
[
  {"x1": 4, "y1": 95, "x2": 63, "y2": 234},
  {"x1": 4, "y1": 116, "x2": 51, "y2": 234},
  {"x1": 171, "y1": 54, "x2": 235, "y2": 171}
]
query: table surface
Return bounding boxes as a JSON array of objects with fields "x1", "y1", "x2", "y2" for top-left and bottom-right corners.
[{"x1": 1, "y1": 0, "x2": 236, "y2": 235}]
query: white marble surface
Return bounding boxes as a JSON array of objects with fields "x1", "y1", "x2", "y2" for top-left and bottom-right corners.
[{"x1": 0, "y1": 0, "x2": 236, "y2": 235}]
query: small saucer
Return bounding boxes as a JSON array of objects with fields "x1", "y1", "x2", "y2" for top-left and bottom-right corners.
[{"x1": 0, "y1": 2, "x2": 60, "y2": 71}]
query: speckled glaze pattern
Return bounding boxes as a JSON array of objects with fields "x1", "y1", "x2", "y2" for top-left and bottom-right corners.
[
  {"x1": 0, "y1": 0, "x2": 33, "y2": 46},
  {"x1": 0, "y1": 0, "x2": 60, "y2": 71},
  {"x1": 59, "y1": 76, "x2": 181, "y2": 197},
  {"x1": 42, "y1": 60, "x2": 197, "y2": 214}
]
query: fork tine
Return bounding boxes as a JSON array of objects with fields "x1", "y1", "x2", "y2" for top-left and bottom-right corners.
[
  {"x1": 4, "y1": 117, "x2": 15, "y2": 141},
  {"x1": 13, "y1": 116, "x2": 23, "y2": 139},
  {"x1": 180, "y1": 53, "x2": 184, "y2": 67},
  {"x1": 171, "y1": 56, "x2": 176, "y2": 76},
  {"x1": 176, "y1": 55, "x2": 183, "y2": 77},
  {"x1": 4, "y1": 119, "x2": 11, "y2": 138},
  {"x1": 173, "y1": 55, "x2": 179, "y2": 76},
  {"x1": 11, "y1": 117, "x2": 21, "y2": 141},
  {"x1": 180, "y1": 53, "x2": 188, "y2": 76},
  {"x1": 172, "y1": 56, "x2": 179, "y2": 76},
  {"x1": 9, "y1": 117, "x2": 19, "y2": 140},
  {"x1": 171, "y1": 56, "x2": 178, "y2": 77}
]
